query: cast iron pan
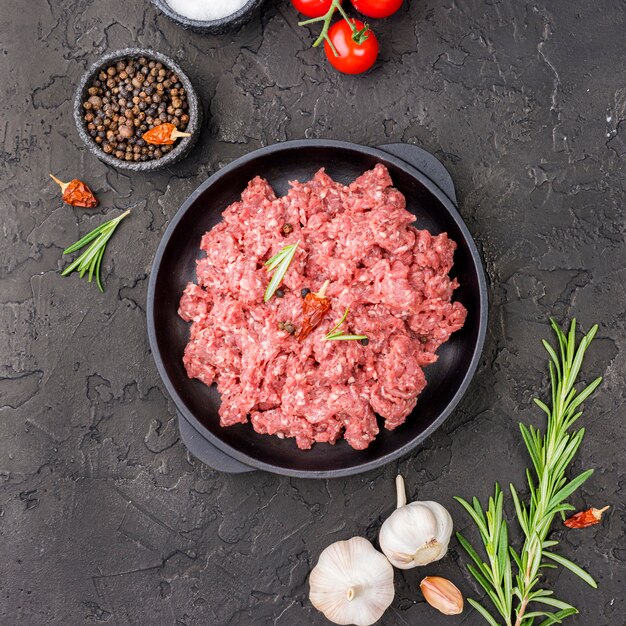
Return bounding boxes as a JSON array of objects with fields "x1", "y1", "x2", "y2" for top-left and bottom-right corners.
[{"x1": 147, "y1": 140, "x2": 488, "y2": 478}]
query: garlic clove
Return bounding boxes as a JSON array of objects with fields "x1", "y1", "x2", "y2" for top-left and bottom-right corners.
[
  {"x1": 420, "y1": 576, "x2": 464, "y2": 615},
  {"x1": 379, "y1": 475, "x2": 453, "y2": 569},
  {"x1": 309, "y1": 536, "x2": 395, "y2": 626}
]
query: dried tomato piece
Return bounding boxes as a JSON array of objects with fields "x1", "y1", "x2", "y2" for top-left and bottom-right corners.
[
  {"x1": 142, "y1": 122, "x2": 191, "y2": 145},
  {"x1": 564, "y1": 505, "x2": 609, "y2": 528},
  {"x1": 50, "y1": 174, "x2": 98, "y2": 208},
  {"x1": 298, "y1": 280, "x2": 331, "y2": 341}
]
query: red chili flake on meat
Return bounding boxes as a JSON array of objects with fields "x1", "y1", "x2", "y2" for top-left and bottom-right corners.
[
  {"x1": 564, "y1": 505, "x2": 609, "y2": 528},
  {"x1": 297, "y1": 281, "x2": 331, "y2": 341}
]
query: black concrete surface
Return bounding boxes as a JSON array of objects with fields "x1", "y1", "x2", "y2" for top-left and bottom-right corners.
[{"x1": 1, "y1": 1, "x2": 624, "y2": 624}]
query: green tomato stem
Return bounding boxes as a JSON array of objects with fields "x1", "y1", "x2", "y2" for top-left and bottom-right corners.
[
  {"x1": 298, "y1": 0, "x2": 368, "y2": 53},
  {"x1": 334, "y1": 0, "x2": 355, "y2": 31},
  {"x1": 324, "y1": 33, "x2": 339, "y2": 57},
  {"x1": 298, "y1": 0, "x2": 349, "y2": 50},
  {"x1": 298, "y1": 15, "x2": 326, "y2": 26}
]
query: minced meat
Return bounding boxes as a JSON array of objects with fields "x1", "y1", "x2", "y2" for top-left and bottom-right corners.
[{"x1": 178, "y1": 164, "x2": 466, "y2": 450}]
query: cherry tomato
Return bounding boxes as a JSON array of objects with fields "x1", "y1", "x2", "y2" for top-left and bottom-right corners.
[
  {"x1": 291, "y1": 0, "x2": 335, "y2": 18},
  {"x1": 350, "y1": 0, "x2": 403, "y2": 18},
  {"x1": 324, "y1": 19, "x2": 379, "y2": 75}
]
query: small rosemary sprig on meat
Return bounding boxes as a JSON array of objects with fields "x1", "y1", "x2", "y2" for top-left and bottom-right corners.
[
  {"x1": 324, "y1": 307, "x2": 368, "y2": 342},
  {"x1": 264, "y1": 241, "x2": 299, "y2": 302},
  {"x1": 61, "y1": 209, "x2": 131, "y2": 292},
  {"x1": 455, "y1": 319, "x2": 602, "y2": 626}
]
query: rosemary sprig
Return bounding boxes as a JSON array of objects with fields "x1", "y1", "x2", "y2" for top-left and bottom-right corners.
[
  {"x1": 61, "y1": 209, "x2": 131, "y2": 292},
  {"x1": 455, "y1": 319, "x2": 602, "y2": 626},
  {"x1": 264, "y1": 241, "x2": 299, "y2": 302},
  {"x1": 323, "y1": 307, "x2": 368, "y2": 341}
]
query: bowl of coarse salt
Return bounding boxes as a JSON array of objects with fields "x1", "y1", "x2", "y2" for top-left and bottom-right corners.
[{"x1": 151, "y1": 0, "x2": 265, "y2": 34}]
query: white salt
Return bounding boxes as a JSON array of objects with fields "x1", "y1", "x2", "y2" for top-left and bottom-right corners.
[{"x1": 166, "y1": 0, "x2": 249, "y2": 21}]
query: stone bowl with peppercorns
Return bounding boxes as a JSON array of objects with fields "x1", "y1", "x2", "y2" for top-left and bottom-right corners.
[{"x1": 73, "y1": 48, "x2": 201, "y2": 172}]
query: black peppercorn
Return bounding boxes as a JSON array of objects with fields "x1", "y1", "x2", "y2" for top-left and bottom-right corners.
[
  {"x1": 275, "y1": 289, "x2": 285, "y2": 298},
  {"x1": 360, "y1": 338, "x2": 369, "y2": 346},
  {"x1": 301, "y1": 288, "x2": 311, "y2": 298}
]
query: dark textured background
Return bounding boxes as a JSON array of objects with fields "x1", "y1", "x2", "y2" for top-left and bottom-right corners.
[{"x1": 1, "y1": 0, "x2": 624, "y2": 624}]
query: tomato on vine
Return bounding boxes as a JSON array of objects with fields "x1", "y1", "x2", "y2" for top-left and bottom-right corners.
[
  {"x1": 324, "y1": 19, "x2": 379, "y2": 74},
  {"x1": 350, "y1": 0, "x2": 403, "y2": 18},
  {"x1": 297, "y1": 0, "x2": 380, "y2": 75},
  {"x1": 291, "y1": 0, "x2": 336, "y2": 19}
]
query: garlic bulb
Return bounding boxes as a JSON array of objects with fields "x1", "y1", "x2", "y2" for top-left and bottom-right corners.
[
  {"x1": 309, "y1": 536, "x2": 395, "y2": 626},
  {"x1": 378, "y1": 475, "x2": 453, "y2": 569}
]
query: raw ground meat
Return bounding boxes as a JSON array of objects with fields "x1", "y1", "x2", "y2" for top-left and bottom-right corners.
[{"x1": 178, "y1": 164, "x2": 467, "y2": 450}]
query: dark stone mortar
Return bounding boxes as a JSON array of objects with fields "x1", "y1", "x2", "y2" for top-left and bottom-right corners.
[
  {"x1": 1, "y1": 0, "x2": 624, "y2": 624},
  {"x1": 73, "y1": 48, "x2": 202, "y2": 172}
]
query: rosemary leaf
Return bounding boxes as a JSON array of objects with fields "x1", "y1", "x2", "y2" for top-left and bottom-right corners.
[
  {"x1": 264, "y1": 246, "x2": 291, "y2": 271},
  {"x1": 61, "y1": 209, "x2": 130, "y2": 292},
  {"x1": 323, "y1": 307, "x2": 367, "y2": 341},
  {"x1": 63, "y1": 221, "x2": 111, "y2": 254},
  {"x1": 543, "y1": 552, "x2": 597, "y2": 588},
  {"x1": 532, "y1": 597, "x2": 577, "y2": 611},
  {"x1": 95, "y1": 246, "x2": 105, "y2": 292},
  {"x1": 326, "y1": 307, "x2": 350, "y2": 336},
  {"x1": 264, "y1": 241, "x2": 299, "y2": 302},
  {"x1": 324, "y1": 333, "x2": 368, "y2": 341},
  {"x1": 467, "y1": 599, "x2": 501, "y2": 626}
]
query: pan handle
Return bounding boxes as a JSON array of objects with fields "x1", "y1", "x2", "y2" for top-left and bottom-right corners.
[
  {"x1": 376, "y1": 143, "x2": 457, "y2": 206},
  {"x1": 177, "y1": 412, "x2": 256, "y2": 474}
]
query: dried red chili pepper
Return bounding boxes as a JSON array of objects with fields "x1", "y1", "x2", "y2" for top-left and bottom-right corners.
[
  {"x1": 298, "y1": 280, "x2": 331, "y2": 341},
  {"x1": 142, "y1": 122, "x2": 192, "y2": 145},
  {"x1": 50, "y1": 174, "x2": 98, "y2": 208},
  {"x1": 564, "y1": 505, "x2": 609, "y2": 528}
]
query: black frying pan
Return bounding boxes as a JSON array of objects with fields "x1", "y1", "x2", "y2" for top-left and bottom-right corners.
[{"x1": 147, "y1": 140, "x2": 488, "y2": 478}]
